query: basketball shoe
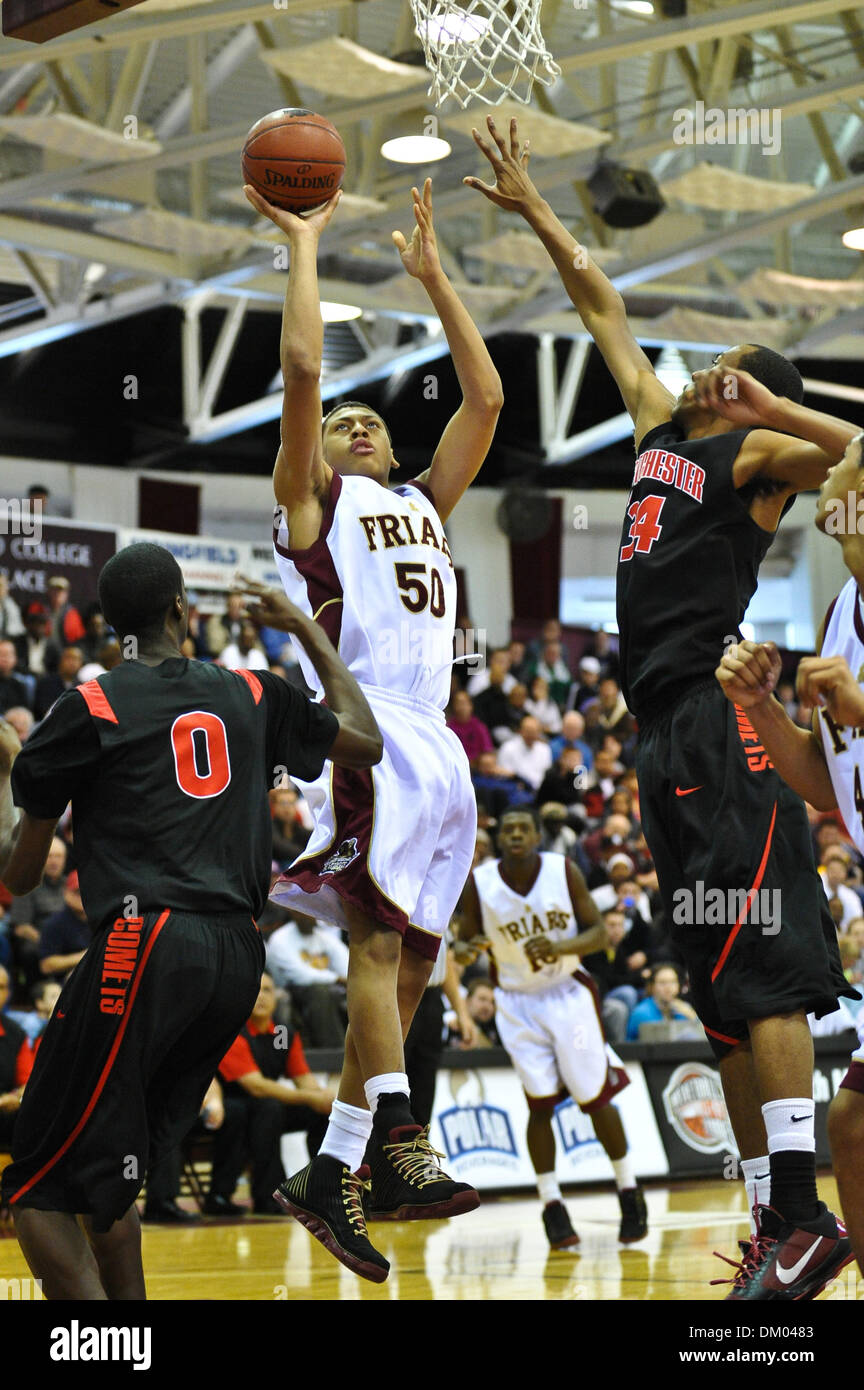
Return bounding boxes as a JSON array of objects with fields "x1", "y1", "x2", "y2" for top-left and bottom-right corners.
[
  {"x1": 365, "y1": 1122, "x2": 481, "y2": 1221},
  {"x1": 543, "y1": 1200, "x2": 580, "y2": 1250},
  {"x1": 273, "y1": 1156, "x2": 389, "y2": 1283},
  {"x1": 714, "y1": 1203, "x2": 854, "y2": 1300},
  {"x1": 618, "y1": 1186, "x2": 649, "y2": 1243}
]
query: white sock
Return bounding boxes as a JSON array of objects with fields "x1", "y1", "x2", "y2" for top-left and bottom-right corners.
[
  {"x1": 762, "y1": 1098, "x2": 816, "y2": 1154},
  {"x1": 364, "y1": 1072, "x2": 410, "y2": 1114},
  {"x1": 740, "y1": 1155, "x2": 771, "y2": 1237},
  {"x1": 319, "y1": 1100, "x2": 373, "y2": 1169},
  {"x1": 612, "y1": 1155, "x2": 636, "y2": 1191},
  {"x1": 537, "y1": 1172, "x2": 561, "y2": 1206}
]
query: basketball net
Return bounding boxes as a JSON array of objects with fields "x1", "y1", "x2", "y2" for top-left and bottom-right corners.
[{"x1": 411, "y1": 0, "x2": 560, "y2": 107}]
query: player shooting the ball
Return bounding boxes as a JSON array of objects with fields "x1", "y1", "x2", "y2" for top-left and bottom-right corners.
[{"x1": 243, "y1": 175, "x2": 502, "y2": 1283}]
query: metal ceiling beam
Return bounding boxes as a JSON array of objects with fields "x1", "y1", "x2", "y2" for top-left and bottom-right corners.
[
  {"x1": 0, "y1": 278, "x2": 178, "y2": 359},
  {"x1": 0, "y1": 212, "x2": 183, "y2": 277}
]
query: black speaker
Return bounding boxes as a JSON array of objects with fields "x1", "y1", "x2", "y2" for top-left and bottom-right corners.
[
  {"x1": 2, "y1": 0, "x2": 147, "y2": 42},
  {"x1": 659, "y1": 0, "x2": 687, "y2": 16},
  {"x1": 587, "y1": 161, "x2": 666, "y2": 229}
]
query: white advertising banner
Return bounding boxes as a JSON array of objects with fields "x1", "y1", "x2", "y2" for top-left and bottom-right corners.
[{"x1": 116, "y1": 527, "x2": 253, "y2": 592}]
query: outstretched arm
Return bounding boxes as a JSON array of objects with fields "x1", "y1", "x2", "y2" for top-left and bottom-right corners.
[
  {"x1": 394, "y1": 180, "x2": 503, "y2": 521},
  {"x1": 464, "y1": 117, "x2": 674, "y2": 448},
  {"x1": 244, "y1": 187, "x2": 340, "y2": 532},
  {"x1": 688, "y1": 366, "x2": 859, "y2": 492}
]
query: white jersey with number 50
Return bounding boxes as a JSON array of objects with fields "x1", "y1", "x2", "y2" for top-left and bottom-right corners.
[
  {"x1": 817, "y1": 577, "x2": 864, "y2": 861},
  {"x1": 273, "y1": 472, "x2": 456, "y2": 708}
]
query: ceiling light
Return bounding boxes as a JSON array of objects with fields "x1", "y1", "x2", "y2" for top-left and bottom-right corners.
[
  {"x1": 842, "y1": 228, "x2": 864, "y2": 250},
  {"x1": 380, "y1": 135, "x2": 452, "y2": 164},
  {"x1": 611, "y1": 0, "x2": 654, "y2": 12},
  {"x1": 321, "y1": 301, "x2": 363, "y2": 322}
]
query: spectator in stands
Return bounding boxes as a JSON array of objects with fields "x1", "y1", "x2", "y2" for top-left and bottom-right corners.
[
  {"x1": 583, "y1": 813, "x2": 635, "y2": 871},
  {"x1": 536, "y1": 746, "x2": 587, "y2": 817},
  {"x1": 38, "y1": 871, "x2": 91, "y2": 983},
  {"x1": 566, "y1": 655, "x2": 601, "y2": 712},
  {"x1": 507, "y1": 638, "x2": 531, "y2": 684},
  {"x1": 472, "y1": 827, "x2": 493, "y2": 868},
  {"x1": 79, "y1": 605, "x2": 109, "y2": 665},
  {"x1": 447, "y1": 689, "x2": 494, "y2": 768},
  {"x1": 46, "y1": 576, "x2": 85, "y2": 645},
  {"x1": 0, "y1": 640, "x2": 31, "y2": 714},
  {"x1": 539, "y1": 802, "x2": 578, "y2": 857},
  {"x1": 840, "y1": 917, "x2": 864, "y2": 984},
  {"x1": 0, "y1": 963, "x2": 32, "y2": 1154},
  {"x1": 7, "y1": 835, "x2": 67, "y2": 997},
  {"x1": 582, "y1": 908, "x2": 653, "y2": 1042},
  {"x1": 27, "y1": 484, "x2": 49, "y2": 514},
  {"x1": 591, "y1": 853, "x2": 644, "y2": 914},
  {"x1": 14, "y1": 602, "x2": 60, "y2": 678},
  {"x1": 813, "y1": 815, "x2": 858, "y2": 866},
  {"x1": 270, "y1": 784, "x2": 312, "y2": 862},
  {"x1": 472, "y1": 749, "x2": 533, "y2": 821},
  {"x1": 468, "y1": 646, "x2": 514, "y2": 701},
  {"x1": 529, "y1": 640, "x2": 571, "y2": 710},
  {"x1": 596, "y1": 677, "x2": 635, "y2": 746},
  {"x1": 582, "y1": 746, "x2": 622, "y2": 814},
  {"x1": 33, "y1": 645, "x2": 83, "y2": 720},
  {"x1": 449, "y1": 978, "x2": 500, "y2": 1046},
  {"x1": 0, "y1": 575, "x2": 23, "y2": 641},
  {"x1": 4, "y1": 707, "x2": 33, "y2": 744},
  {"x1": 498, "y1": 715, "x2": 552, "y2": 791},
  {"x1": 589, "y1": 629, "x2": 619, "y2": 683},
  {"x1": 210, "y1": 972, "x2": 336, "y2": 1215},
  {"x1": 219, "y1": 619, "x2": 268, "y2": 671},
  {"x1": 525, "y1": 674, "x2": 562, "y2": 736},
  {"x1": 79, "y1": 639, "x2": 122, "y2": 684},
  {"x1": 265, "y1": 914, "x2": 348, "y2": 1047},
  {"x1": 525, "y1": 618, "x2": 561, "y2": 666},
  {"x1": 205, "y1": 590, "x2": 245, "y2": 657},
  {"x1": 31, "y1": 979, "x2": 62, "y2": 1042},
  {"x1": 549, "y1": 710, "x2": 593, "y2": 770},
  {"x1": 819, "y1": 847, "x2": 864, "y2": 929},
  {"x1": 626, "y1": 963, "x2": 701, "y2": 1040}
]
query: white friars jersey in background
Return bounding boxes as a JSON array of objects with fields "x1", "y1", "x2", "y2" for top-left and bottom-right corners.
[
  {"x1": 818, "y1": 577, "x2": 864, "y2": 860},
  {"x1": 474, "y1": 852, "x2": 580, "y2": 993},
  {"x1": 273, "y1": 472, "x2": 456, "y2": 709}
]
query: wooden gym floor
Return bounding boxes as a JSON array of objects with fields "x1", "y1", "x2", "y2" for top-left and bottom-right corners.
[{"x1": 0, "y1": 1174, "x2": 851, "y2": 1300}]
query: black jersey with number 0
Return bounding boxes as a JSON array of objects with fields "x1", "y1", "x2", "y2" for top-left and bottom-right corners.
[
  {"x1": 10, "y1": 659, "x2": 338, "y2": 926},
  {"x1": 616, "y1": 421, "x2": 787, "y2": 723}
]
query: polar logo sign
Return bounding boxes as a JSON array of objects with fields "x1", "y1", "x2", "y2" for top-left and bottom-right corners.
[
  {"x1": 554, "y1": 1097, "x2": 601, "y2": 1156},
  {"x1": 438, "y1": 1104, "x2": 518, "y2": 1160},
  {"x1": 661, "y1": 1062, "x2": 736, "y2": 1153}
]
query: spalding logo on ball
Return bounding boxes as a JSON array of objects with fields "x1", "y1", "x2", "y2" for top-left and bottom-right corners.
[{"x1": 242, "y1": 109, "x2": 346, "y2": 214}]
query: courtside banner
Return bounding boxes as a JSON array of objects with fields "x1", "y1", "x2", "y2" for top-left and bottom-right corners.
[
  {"x1": 117, "y1": 527, "x2": 248, "y2": 592},
  {"x1": 4, "y1": 517, "x2": 118, "y2": 617},
  {"x1": 639, "y1": 1036, "x2": 858, "y2": 1175}
]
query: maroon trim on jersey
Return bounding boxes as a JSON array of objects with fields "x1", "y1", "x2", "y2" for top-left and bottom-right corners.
[
  {"x1": 821, "y1": 595, "x2": 839, "y2": 649},
  {"x1": 400, "y1": 479, "x2": 437, "y2": 512},
  {"x1": 525, "y1": 1086, "x2": 569, "y2": 1113},
  {"x1": 855, "y1": 590, "x2": 864, "y2": 648},
  {"x1": 77, "y1": 679, "x2": 118, "y2": 724},
  {"x1": 711, "y1": 799, "x2": 777, "y2": 984},
  {"x1": 272, "y1": 470, "x2": 342, "y2": 562},
  {"x1": 7, "y1": 908, "x2": 171, "y2": 1210},
  {"x1": 839, "y1": 1059, "x2": 864, "y2": 1095},
  {"x1": 571, "y1": 965, "x2": 631, "y2": 1113},
  {"x1": 235, "y1": 668, "x2": 263, "y2": 705},
  {"x1": 273, "y1": 475, "x2": 344, "y2": 651},
  {"x1": 277, "y1": 764, "x2": 440, "y2": 962}
]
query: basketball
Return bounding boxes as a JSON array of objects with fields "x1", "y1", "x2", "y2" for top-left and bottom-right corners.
[{"x1": 241, "y1": 109, "x2": 346, "y2": 214}]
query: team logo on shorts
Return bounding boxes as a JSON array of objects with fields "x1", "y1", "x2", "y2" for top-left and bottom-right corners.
[
  {"x1": 322, "y1": 838, "x2": 360, "y2": 874},
  {"x1": 661, "y1": 1062, "x2": 736, "y2": 1153}
]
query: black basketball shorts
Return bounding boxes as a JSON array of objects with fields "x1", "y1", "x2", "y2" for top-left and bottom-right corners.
[
  {"x1": 1, "y1": 908, "x2": 265, "y2": 1231},
  {"x1": 636, "y1": 680, "x2": 855, "y2": 1060}
]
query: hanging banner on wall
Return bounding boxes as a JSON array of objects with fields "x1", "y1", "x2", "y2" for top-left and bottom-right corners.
[{"x1": 2, "y1": 518, "x2": 118, "y2": 618}]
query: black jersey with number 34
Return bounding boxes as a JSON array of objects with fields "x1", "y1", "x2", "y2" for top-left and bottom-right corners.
[
  {"x1": 10, "y1": 658, "x2": 338, "y2": 927},
  {"x1": 616, "y1": 422, "x2": 786, "y2": 723}
]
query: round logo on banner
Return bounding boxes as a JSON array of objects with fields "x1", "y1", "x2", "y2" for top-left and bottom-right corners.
[{"x1": 661, "y1": 1062, "x2": 735, "y2": 1153}]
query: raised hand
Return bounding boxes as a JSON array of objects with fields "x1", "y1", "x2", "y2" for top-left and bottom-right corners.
[
  {"x1": 689, "y1": 365, "x2": 782, "y2": 427},
  {"x1": 392, "y1": 179, "x2": 442, "y2": 282},
  {"x1": 236, "y1": 573, "x2": 310, "y2": 634},
  {"x1": 796, "y1": 654, "x2": 864, "y2": 728},
  {"x1": 243, "y1": 185, "x2": 342, "y2": 241},
  {"x1": 715, "y1": 639, "x2": 782, "y2": 708},
  {"x1": 463, "y1": 115, "x2": 540, "y2": 214}
]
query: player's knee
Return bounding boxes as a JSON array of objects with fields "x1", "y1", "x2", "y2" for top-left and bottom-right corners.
[
  {"x1": 349, "y1": 925, "x2": 402, "y2": 973},
  {"x1": 828, "y1": 1088, "x2": 864, "y2": 1163}
]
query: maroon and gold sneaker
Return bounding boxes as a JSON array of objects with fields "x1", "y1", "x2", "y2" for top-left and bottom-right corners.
[
  {"x1": 711, "y1": 1236, "x2": 770, "y2": 1299},
  {"x1": 724, "y1": 1202, "x2": 854, "y2": 1301},
  {"x1": 365, "y1": 1124, "x2": 480, "y2": 1222},
  {"x1": 274, "y1": 1156, "x2": 389, "y2": 1283}
]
